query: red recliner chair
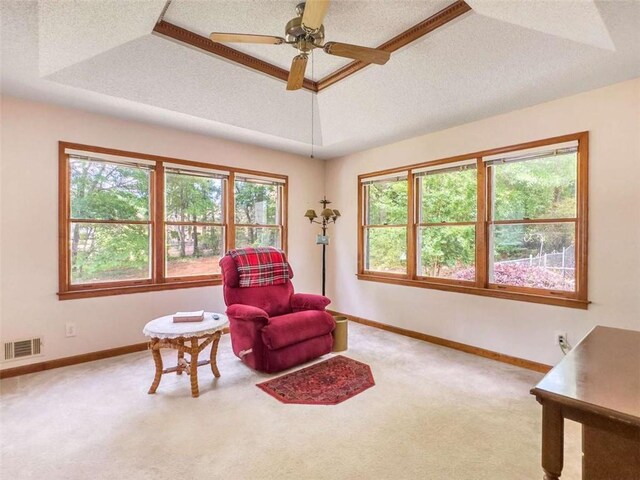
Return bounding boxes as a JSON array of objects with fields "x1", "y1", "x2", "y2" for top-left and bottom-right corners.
[{"x1": 220, "y1": 254, "x2": 335, "y2": 373}]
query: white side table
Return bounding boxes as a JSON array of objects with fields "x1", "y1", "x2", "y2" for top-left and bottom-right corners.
[{"x1": 143, "y1": 312, "x2": 229, "y2": 398}]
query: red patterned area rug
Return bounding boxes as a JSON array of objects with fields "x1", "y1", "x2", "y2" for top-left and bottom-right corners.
[{"x1": 257, "y1": 355, "x2": 375, "y2": 405}]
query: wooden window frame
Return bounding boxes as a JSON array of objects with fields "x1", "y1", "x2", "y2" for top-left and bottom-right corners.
[
  {"x1": 232, "y1": 175, "x2": 288, "y2": 254},
  {"x1": 357, "y1": 132, "x2": 589, "y2": 309},
  {"x1": 162, "y1": 169, "x2": 227, "y2": 283},
  {"x1": 361, "y1": 177, "x2": 410, "y2": 277},
  {"x1": 414, "y1": 161, "x2": 479, "y2": 287},
  {"x1": 58, "y1": 142, "x2": 288, "y2": 300}
]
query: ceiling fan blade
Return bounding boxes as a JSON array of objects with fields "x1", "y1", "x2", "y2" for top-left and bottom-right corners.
[
  {"x1": 301, "y1": 0, "x2": 330, "y2": 31},
  {"x1": 287, "y1": 54, "x2": 308, "y2": 91},
  {"x1": 323, "y1": 42, "x2": 390, "y2": 65},
  {"x1": 210, "y1": 33, "x2": 285, "y2": 45}
]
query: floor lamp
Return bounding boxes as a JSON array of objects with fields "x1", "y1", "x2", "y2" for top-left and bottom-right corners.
[{"x1": 304, "y1": 197, "x2": 340, "y2": 296}]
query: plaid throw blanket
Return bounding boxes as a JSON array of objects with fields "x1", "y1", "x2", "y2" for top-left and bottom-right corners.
[{"x1": 228, "y1": 247, "x2": 290, "y2": 288}]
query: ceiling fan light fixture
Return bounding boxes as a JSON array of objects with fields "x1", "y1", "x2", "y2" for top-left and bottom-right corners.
[
  {"x1": 207, "y1": 0, "x2": 392, "y2": 91},
  {"x1": 285, "y1": 15, "x2": 324, "y2": 49}
]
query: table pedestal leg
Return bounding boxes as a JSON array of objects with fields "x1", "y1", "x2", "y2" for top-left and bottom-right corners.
[
  {"x1": 148, "y1": 341, "x2": 163, "y2": 394},
  {"x1": 541, "y1": 401, "x2": 564, "y2": 480},
  {"x1": 210, "y1": 331, "x2": 222, "y2": 378},
  {"x1": 189, "y1": 338, "x2": 200, "y2": 398},
  {"x1": 177, "y1": 339, "x2": 184, "y2": 375}
]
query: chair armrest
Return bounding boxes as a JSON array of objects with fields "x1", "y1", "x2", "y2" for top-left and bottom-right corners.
[
  {"x1": 226, "y1": 304, "x2": 269, "y2": 322},
  {"x1": 225, "y1": 304, "x2": 269, "y2": 364},
  {"x1": 291, "y1": 293, "x2": 331, "y2": 312}
]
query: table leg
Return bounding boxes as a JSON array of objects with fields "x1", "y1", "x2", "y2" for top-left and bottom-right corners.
[
  {"x1": 210, "y1": 331, "x2": 222, "y2": 378},
  {"x1": 177, "y1": 339, "x2": 184, "y2": 375},
  {"x1": 189, "y1": 338, "x2": 200, "y2": 398},
  {"x1": 148, "y1": 341, "x2": 163, "y2": 394},
  {"x1": 541, "y1": 401, "x2": 564, "y2": 480}
]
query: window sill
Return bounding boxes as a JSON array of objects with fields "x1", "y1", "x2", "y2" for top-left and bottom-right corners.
[
  {"x1": 356, "y1": 273, "x2": 589, "y2": 309},
  {"x1": 58, "y1": 278, "x2": 222, "y2": 300}
]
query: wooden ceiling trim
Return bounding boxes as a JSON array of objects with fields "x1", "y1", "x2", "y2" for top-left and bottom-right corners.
[
  {"x1": 152, "y1": 0, "x2": 472, "y2": 93},
  {"x1": 153, "y1": 20, "x2": 319, "y2": 92},
  {"x1": 316, "y1": 0, "x2": 472, "y2": 91}
]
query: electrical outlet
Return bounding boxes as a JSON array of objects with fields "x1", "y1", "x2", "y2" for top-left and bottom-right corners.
[
  {"x1": 65, "y1": 322, "x2": 77, "y2": 337},
  {"x1": 554, "y1": 331, "x2": 567, "y2": 347}
]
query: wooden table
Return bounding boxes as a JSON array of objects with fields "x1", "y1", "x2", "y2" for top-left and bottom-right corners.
[
  {"x1": 531, "y1": 326, "x2": 640, "y2": 480},
  {"x1": 143, "y1": 313, "x2": 229, "y2": 398}
]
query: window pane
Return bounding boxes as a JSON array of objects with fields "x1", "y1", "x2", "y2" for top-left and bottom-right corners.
[
  {"x1": 70, "y1": 159, "x2": 150, "y2": 221},
  {"x1": 492, "y1": 153, "x2": 577, "y2": 221},
  {"x1": 418, "y1": 226, "x2": 475, "y2": 280},
  {"x1": 420, "y1": 167, "x2": 476, "y2": 223},
  {"x1": 70, "y1": 223, "x2": 150, "y2": 284},
  {"x1": 365, "y1": 227, "x2": 407, "y2": 273},
  {"x1": 366, "y1": 180, "x2": 407, "y2": 225},
  {"x1": 166, "y1": 225, "x2": 224, "y2": 277},
  {"x1": 491, "y1": 223, "x2": 575, "y2": 291},
  {"x1": 235, "y1": 227, "x2": 281, "y2": 249},
  {"x1": 165, "y1": 172, "x2": 224, "y2": 223},
  {"x1": 235, "y1": 180, "x2": 279, "y2": 225}
]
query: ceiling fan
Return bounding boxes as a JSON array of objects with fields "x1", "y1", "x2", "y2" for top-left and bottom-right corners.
[{"x1": 209, "y1": 0, "x2": 391, "y2": 91}]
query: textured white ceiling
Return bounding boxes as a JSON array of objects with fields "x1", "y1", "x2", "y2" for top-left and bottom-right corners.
[
  {"x1": 38, "y1": 0, "x2": 166, "y2": 76},
  {"x1": 46, "y1": 34, "x2": 323, "y2": 145},
  {"x1": 2, "y1": 1, "x2": 640, "y2": 159},
  {"x1": 466, "y1": 0, "x2": 615, "y2": 50},
  {"x1": 315, "y1": 1, "x2": 640, "y2": 152},
  {"x1": 164, "y1": 0, "x2": 453, "y2": 80}
]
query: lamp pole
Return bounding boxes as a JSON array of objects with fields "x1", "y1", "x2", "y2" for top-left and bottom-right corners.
[
  {"x1": 322, "y1": 220, "x2": 327, "y2": 296},
  {"x1": 304, "y1": 197, "x2": 340, "y2": 297}
]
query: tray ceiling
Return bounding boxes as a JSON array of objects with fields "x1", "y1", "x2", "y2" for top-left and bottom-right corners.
[
  {"x1": 2, "y1": 1, "x2": 640, "y2": 159},
  {"x1": 163, "y1": 0, "x2": 453, "y2": 80}
]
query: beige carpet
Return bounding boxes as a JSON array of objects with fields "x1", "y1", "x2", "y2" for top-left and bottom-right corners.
[{"x1": 0, "y1": 322, "x2": 581, "y2": 479}]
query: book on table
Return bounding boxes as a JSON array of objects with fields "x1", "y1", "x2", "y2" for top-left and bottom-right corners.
[{"x1": 173, "y1": 310, "x2": 205, "y2": 323}]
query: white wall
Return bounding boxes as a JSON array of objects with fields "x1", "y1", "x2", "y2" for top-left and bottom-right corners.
[
  {"x1": 0, "y1": 96, "x2": 326, "y2": 370},
  {"x1": 2, "y1": 79, "x2": 640, "y2": 371},
  {"x1": 325, "y1": 78, "x2": 640, "y2": 366}
]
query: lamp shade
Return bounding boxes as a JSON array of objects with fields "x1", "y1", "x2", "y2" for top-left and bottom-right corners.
[
  {"x1": 320, "y1": 208, "x2": 334, "y2": 219},
  {"x1": 332, "y1": 209, "x2": 341, "y2": 217},
  {"x1": 304, "y1": 209, "x2": 318, "y2": 220}
]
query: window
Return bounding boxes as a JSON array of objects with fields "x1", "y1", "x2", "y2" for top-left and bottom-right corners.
[
  {"x1": 59, "y1": 143, "x2": 288, "y2": 299},
  {"x1": 233, "y1": 175, "x2": 285, "y2": 249},
  {"x1": 361, "y1": 175, "x2": 408, "y2": 274},
  {"x1": 164, "y1": 167, "x2": 226, "y2": 278},
  {"x1": 415, "y1": 160, "x2": 477, "y2": 281},
  {"x1": 487, "y1": 144, "x2": 578, "y2": 292},
  {"x1": 358, "y1": 132, "x2": 588, "y2": 309},
  {"x1": 68, "y1": 157, "x2": 152, "y2": 285}
]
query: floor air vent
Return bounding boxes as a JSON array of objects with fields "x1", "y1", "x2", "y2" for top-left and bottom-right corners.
[{"x1": 3, "y1": 338, "x2": 42, "y2": 361}]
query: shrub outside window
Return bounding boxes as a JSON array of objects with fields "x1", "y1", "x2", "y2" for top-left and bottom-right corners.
[
  {"x1": 487, "y1": 146, "x2": 578, "y2": 292},
  {"x1": 358, "y1": 133, "x2": 588, "y2": 309}
]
